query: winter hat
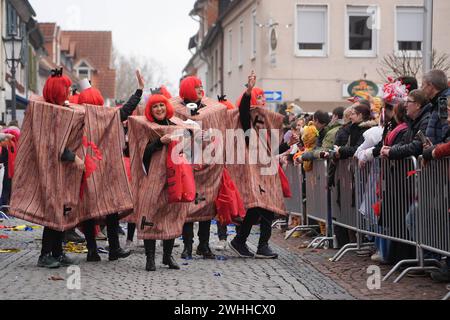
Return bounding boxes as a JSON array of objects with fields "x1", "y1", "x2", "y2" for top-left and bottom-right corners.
[{"x1": 145, "y1": 94, "x2": 174, "y2": 122}]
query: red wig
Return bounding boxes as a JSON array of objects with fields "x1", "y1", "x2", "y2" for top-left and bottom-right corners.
[
  {"x1": 78, "y1": 87, "x2": 105, "y2": 106},
  {"x1": 145, "y1": 94, "x2": 174, "y2": 122},
  {"x1": 43, "y1": 75, "x2": 72, "y2": 106},
  {"x1": 69, "y1": 93, "x2": 80, "y2": 104},
  {"x1": 159, "y1": 85, "x2": 173, "y2": 99},
  {"x1": 220, "y1": 100, "x2": 236, "y2": 110},
  {"x1": 179, "y1": 76, "x2": 204, "y2": 102},
  {"x1": 236, "y1": 87, "x2": 266, "y2": 108}
]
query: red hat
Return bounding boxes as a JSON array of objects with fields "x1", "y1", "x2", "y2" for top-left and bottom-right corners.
[
  {"x1": 236, "y1": 87, "x2": 266, "y2": 108},
  {"x1": 43, "y1": 69, "x2": 72, "y2": 106},
  {"x1": 179, "y1": 76, "x2": 204, "y2": 102},
  {"x1": 78, "y1": 87, "x2": 104, "y2": 106},
  {"x1": 145, "y1": 94, "x2": 174, "y2": 122}
]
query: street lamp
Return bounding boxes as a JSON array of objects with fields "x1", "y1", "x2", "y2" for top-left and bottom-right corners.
[{"x1": 3, "y1": 33, "x2": 23, "y2": 122}]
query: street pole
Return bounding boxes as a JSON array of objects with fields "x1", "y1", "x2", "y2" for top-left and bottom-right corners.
[
  {"x1": 423, "y1": 0, "x2": 433, "y2": 74},
  {"x1": 10, "y1": 60, "x2": 17, "y2": 123}
]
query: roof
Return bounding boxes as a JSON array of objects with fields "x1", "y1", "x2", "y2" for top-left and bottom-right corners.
[
  {"x1": 61, "y1": 31, "x2": 113, "y2": 71},
  {"x1": 38, "y1": 23, "x2": 57, "y2": 40},
  {"x1": 61, "y1": 31, "x2": 116, "y2": 98}
]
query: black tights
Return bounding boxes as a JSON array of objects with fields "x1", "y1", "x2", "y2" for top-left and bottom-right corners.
[
  {"x1": 41, "y1": 227, "x2": 64, "y2": 257},
  {"x1": 144, "y1": 239, "x2": 175, "y2": 257},
  {"x1": 127, "y1": 223, "x2": 136, "y2": 242},
  {"x1": 82, "y1": 213, "x2": 121, "y2": 252},
  {"x1": 182, "y1": 220, "x2": 211, "y2": 245},
  {"x1": 234, "y1": 207, "x2": 274, "y2": 248}
]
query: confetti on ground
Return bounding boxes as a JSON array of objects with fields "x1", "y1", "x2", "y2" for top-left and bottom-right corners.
[
  {"x1": 213, "y1": 272, "x2": 221, "y2": 277},
  {"x1": 0, "y1": 235, "x2": 9, "y2": 239},
  {"x1": 64, "y1": 242, "x2": 88, "y2": 254},
  {"x1": 48, "y1": 275, "x2": 65, "y2": 281},
  {"x1": 0, "y1": 249, "x2": 21, "y2": 253}
]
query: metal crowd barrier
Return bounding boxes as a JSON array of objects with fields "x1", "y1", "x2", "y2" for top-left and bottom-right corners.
[
  {"x1": 304, "y1": 160, "x2": 333, "y2": 248},
  {"x1": 330, "y1": 158, "x2": 373, "y2": 261},
  {"x1": 282, "y1": 163, "x2": 320, "y2": 241},
  {"x1": 284, "y1": 155, "x2": 449, "y2": 288}
]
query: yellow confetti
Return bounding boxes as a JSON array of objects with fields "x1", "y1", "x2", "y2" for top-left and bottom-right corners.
[
  {"x1": 0, "y1": 249, "x2": 21, "y2": 253},
  {"x1": 64, "y1": 242, "x2": 88, "y2": 254}
]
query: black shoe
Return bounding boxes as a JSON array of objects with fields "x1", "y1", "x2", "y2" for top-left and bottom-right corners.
[
  {"x1": 109, "y1": 248, "x2": 131, "y2": 261},
  {"x1": 196, "y1": 244, "x2": 216, "y2": 259},
  {"x1": 146, "y1": 255, "x2": 156, "y2": 272},
  {"x1": 87, "y1": 250, "x2": 101, "y2": 262},
  {"x1": 56, "y1": 253, "x2": 79, "y2": 266},
  {"x1": 64, "y1": 229, "x2": 85, "y2": 244},
  {"x1": 37, "y1": 254, "x2": 60, "y2": 269},
  {"x1": 256, "y1": 244, "x2": 278, "y2": 259},
  {"x1": 163, "y1": 255, "x2": 180, "y2": 270},
  {"x1": 229, "y1": 239, "x2": 255, "y2": 258},
  {"x1": 181, "y1": 244, "x2": 193, "y2": 260}
]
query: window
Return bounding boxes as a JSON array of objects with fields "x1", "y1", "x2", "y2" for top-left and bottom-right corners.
[
  {"x1": 396, "y1": 7, "x2": 424, "y2": 55},
  {"x1": 251, "y1": 10, "x2": 257, "y2": 59},
  {"x1": 346, "y1": 6, "x2": 378, "y2": 57},
  {"x1": 239, "y1": 21, "x2": 244, "y2": 67},
  {"x1": 296, "y1": 5, "x2": 328, "y2": 57},
  {"x1": 228, "y1": 29, "x2": 232, "y2": 73},
  {"x1": 6, "y1": 3, "x2": 19, "y2": 36},
  {"x1": 77, "y1": 61, "x2": 91, "y2": 80}
]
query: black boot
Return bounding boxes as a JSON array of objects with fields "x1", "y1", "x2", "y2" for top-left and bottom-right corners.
[
  {"x1": 109, "y1": 248, "x2": 131, "y2": 261},
  {"x1": 87, "y1": 250, "x2": 101, "y2": 262},
  {"x1": 196, "y1": 242, "x2": 216, "y2": 259},
  {"x1": 181, "y1": 243, "x2": 192, "y2": 260},
  {"x1": 163, "y1": 240, "x2": 180, "y2": 270},
  {"x1": 145, "y1": 240, "x2": 156, "y2": 272},
  {"x1": 107, "y1": 213, "x2": 131, "y2": 261}
]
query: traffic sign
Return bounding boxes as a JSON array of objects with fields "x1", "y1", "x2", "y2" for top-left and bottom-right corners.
[{"x1": 264, "y1": 91, "x2": 283, "y2": 102}]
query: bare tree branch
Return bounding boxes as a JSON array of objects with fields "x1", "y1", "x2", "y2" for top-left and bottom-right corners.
[
  {"x1": 114, "y1": 48, "x2": 174, "y2": 103},
  {"x1": 378, "y1": 50, "x2": 450, "y2": 80}
]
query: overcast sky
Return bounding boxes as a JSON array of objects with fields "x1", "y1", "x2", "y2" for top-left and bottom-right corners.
[{"x1": 29, "y1": 0, "x2": 198, "y2": 88}]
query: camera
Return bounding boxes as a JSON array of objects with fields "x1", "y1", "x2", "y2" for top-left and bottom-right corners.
[{"x1": 438, "y1": 96, "x2": 448, "y2": 121}]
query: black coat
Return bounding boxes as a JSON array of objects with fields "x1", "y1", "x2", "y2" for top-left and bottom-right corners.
[
  {"x1": 388, "y1": 104, "x2": 432, "y2": 160},
  {"x1": 338, "y1": 122, "x2": 370, "y2": 159}
]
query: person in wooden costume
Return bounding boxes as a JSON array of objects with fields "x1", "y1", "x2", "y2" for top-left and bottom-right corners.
[
  {"x1": 128, "y1": 94, "x2": 194, "y2": 271},
  {"x1": 9, "y1": 69, "x2": 85, "y2": 268},
  {"x1": 172, "y1": 76, "x2": 228, "y2": 260},
  {"x1": 228, "y1": 72, "x2": 299, "y2": 259},
  {"x1": 125, "y1": 85, "x2": 173, "y2": 246},
  {"x1": 76, "y1": 73, "x2": 143, "y2": 262}
]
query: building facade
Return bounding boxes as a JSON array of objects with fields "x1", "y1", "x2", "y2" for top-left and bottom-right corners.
[
  {"x1": 1, "y1": 0, "x2": 45, "y2": 124},
  {"x1": 185, "y1": 0, "x2": 450, "y2": 112}
]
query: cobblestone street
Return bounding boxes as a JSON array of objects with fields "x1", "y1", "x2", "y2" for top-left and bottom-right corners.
[{"x1": 0, "y1": 218, "x2": 447, "y2": 300}]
